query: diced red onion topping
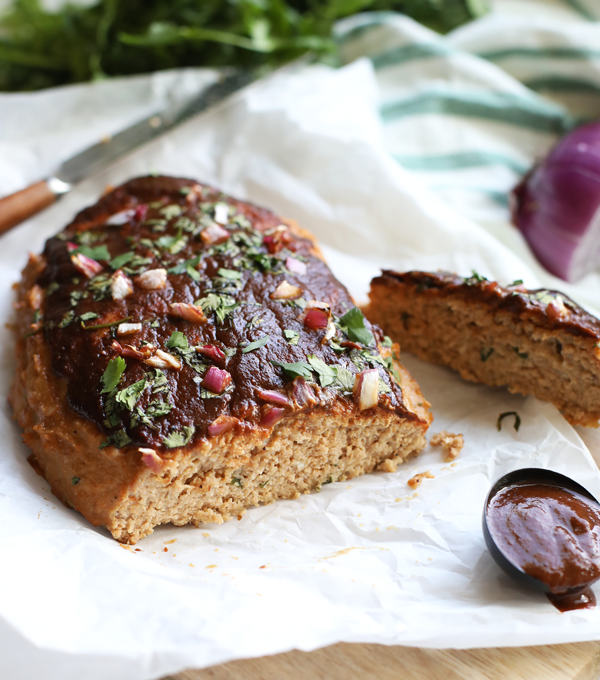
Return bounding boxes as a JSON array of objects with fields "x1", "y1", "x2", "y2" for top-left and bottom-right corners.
[
  {"x1": 547, "y1": 295, "x2": 569, "y2": 321},
  {"x1": 207, "y1": 415, "x2": 238, "y2": 437},
  {"x1": 200, "y1": 222, "x2": 230, "y2": 245},
  {"x1": 304, "y1": 308, "x2": 329, "y2": 330},
  {"x1": 512, "y1": 121, "x2": 600, "y2": 282},
  {"x1": 117, "y1": 322, "x2": 142, "y2": 336},
  {"x1": 270, "y1": 280, "x2": 303, "y2": 300},
  {"x1": 110, "y1": 269, "x2": 134, "y2": 300},
  {"x1": 134, "y1": 204, "x2": 148, "y2": 222},
  {"x1": 195, "y1": 344, "x2": 226, "y2": 364},
  {"x1": 214, "y1": 203, "x2": 229, "y2": 225},
  {"x1": 136, "y1": 268, "x2": 167, "y2": 290},
  {"x1": 120, "y1": 343, "x2": 155, "y2": 360},
  {"x1": 139, "y1": 448, "x2": 164, "y2": 473},
  {"x1": 27, "y1": 284, "x2": 43, "y2": 311},
  {"x1": 256, "y1": 389, "x2": 290, "y2": 407},
  {"x1": 292, "y1": 377, "x2": 318, "y2": 408},
  {"x1": 144, "y1": 349, "x2": 181, "y2": 370},
  {"x1": 260, "y1": 406, "x2": 286, "y2": 428},
  {"x1": 285, "y1": 256, "x2": 307, "y2": 275},
  {"x1": 106, "y1": 209, "x2": 135, "y2": 226},
  {"x1": 353, "y1": 369, "x2": 379, "y2": 411},
  {"x1": 71, "y1": 253, "x2": 103, "y2": 278},
  {"x1": 169, "y1": 302, "x2": 207, "y2": 324},
  {"x1": 202, "y1": 366, "x2": 232, "y2": 394},
  {"x1": 66, "y1": 241, "x2": 78, "y2": 253},
  {"x1": 263, "y1": 227, "x2": 291, "y2": 254}
]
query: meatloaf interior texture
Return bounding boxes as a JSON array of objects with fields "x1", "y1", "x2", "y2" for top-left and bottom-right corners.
[
  {"x1": 366, "y1": 270, "x2": 600, "y2": 427},
  {"x1": 10, "y1": 177, "x2": 431, "y2": 544}
]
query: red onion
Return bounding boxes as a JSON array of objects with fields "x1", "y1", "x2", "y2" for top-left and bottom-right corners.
[
  {"x1": 110, "y1": 270, "x2": 133, "y2": 300},
  {"x1": 121, "y1": 343, "x2": 155, "y2": 360},
  {"x1": 263, "y1": 227, "x2": 290, "y2": 254},
  {"x1": 353, "y1": 369, "x2": 379, "y2": 410},
  {"x1": 196, "y1": 344, "x2": 226, "y2": 364},
  {"x1": 513, "y1": 122, "x2": 600, "y2": 282},
  {"x1": 292, "y1": 378, "x2": 318, "y2": 408},
  {"x1": 256, "y1": 389, "x2": 290, "y2": 407},
  {"x1": 169, "y1": 302, "x2": 207, "y2": 324},
  {"x1": 134, "y1": 204, "x2": 148, "y2": 222},
  {"x1": 106, "y1": 209, "x2": 135, "y2": 226},
  {"x1": 139, "y1": 448, "x2": 164, "y2": 473},
  {"x1": 304, "y1": 308, "x2": 329, "y2": 330},
  {"x1": 71, "y1": 253, "x2": 103, "y2": 278},
  {"x1": 136, "y1": 268, "x2": 167, "y2": 290},
  {"x1": 144, "y1": 349, "x2": 181, "y2": 370},
  {"x1": 286, "y1": 256, "x2": 307, "y2": 275},
  {"x1": 208, "y1": 415, "x2": 238, "y2": 437},
  {"x1": 260, "y1": 406, "x2": 286, "y2": 428},
  {"x1": 270, "y1": 280, "x2": 302, "y2": 300},
  {"x1": 201, "y1": 223, "x2": 230, "y2": 245},
  {"x1": 202, "y1": 366, "x2": 231, "y2": 394}
]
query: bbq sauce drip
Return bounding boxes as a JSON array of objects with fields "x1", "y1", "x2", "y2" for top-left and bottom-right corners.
[
  {"x1": 487, "y1": 481, "x2": 600, "y2": 612},
  {"x1": 36, "y1": 176, "x2": 409, "y2": 452}
]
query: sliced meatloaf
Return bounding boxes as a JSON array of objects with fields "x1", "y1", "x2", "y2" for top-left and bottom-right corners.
[
  {"x1": 366, "y1": 270, "x2": 600, "y2": 427},
  {"x1": 9, "y1": 177, "x2": 431, "y2": 544}
]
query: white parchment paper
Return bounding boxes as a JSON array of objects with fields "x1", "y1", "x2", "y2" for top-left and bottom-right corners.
[{"x1": 1, "y1": 60, "x2": 600, "y2": 680}]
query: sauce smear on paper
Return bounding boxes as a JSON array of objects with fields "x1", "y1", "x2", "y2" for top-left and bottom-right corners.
[{"x1": 487, "y1": 481, "x2": 600, "y2": 611}]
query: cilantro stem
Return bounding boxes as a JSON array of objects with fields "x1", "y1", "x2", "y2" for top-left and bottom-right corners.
[{"x1": 82, "y1": 316, "x2": 132, "y2": 330}]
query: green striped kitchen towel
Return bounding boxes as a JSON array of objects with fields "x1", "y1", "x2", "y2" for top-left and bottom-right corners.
[{"x1": 335, "y1": 0, "x2": 600, "y2": 224}]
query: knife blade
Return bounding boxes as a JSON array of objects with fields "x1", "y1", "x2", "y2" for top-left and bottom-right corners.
[{"x1": 0, "y1": 58, "x2": 305, "y2": 235}]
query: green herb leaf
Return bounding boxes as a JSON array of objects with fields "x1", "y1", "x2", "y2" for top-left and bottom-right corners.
[
  {"x1": 76, "y1": 244, "x2": 111, "y2": 261},
  {"x1": 508, "y1": 279, "x2": 524, "y2": 287},
  {"x1": 114, "y1": 379, "x2": 146, "y2": 411},
  {"x1": 101, "y1": 357, "x2": 126, "y2": 394},
  {"x1": 110, "y1": 251, "x2": 135, "y2": 270},
  {"x1": 83, "y1": 316, "x2": 132, "y2": 330},
  {"x1": 273, "y1": 360, "x2": 313, "y2": 380},
  {"x1": 497, "y1": 411, "x2": 521, "y2": 432},
  {"x1": 71, "y1": 476, "x2": 81, "y2": 485},
  {"x1": 242, "y1": 335, "x2": 269, "y2": 353},
  {"x1": 163, "y1": 425, "x2": 195, "y2": 449},
  {"x1": 339, "y1": 307, "x2": 374, "y2": 346},
  {"x1": 284, "y1": 329, "x2": 300, "y2": 345},
  {"x1": 307, "y1": 355, "x2": 337, "y2": 387},
  {"x1": 79, "y1": 311, "x2": 99, "y2": 322},
  {"x1": 160, "y1": 204, "x2": 183, "y2": 219},
  {"x1": 480, "y1": 347, "x2": 494, "y2": 362},
  {"x1": 166, "y1": 331, "x2": 189, "y2": 350},
  {"x1": 218, "y1": 268, "x2": 242, "y2": 280},
  {"x1": 382, "y1": 335, "x2": 393, "y2": 348}
]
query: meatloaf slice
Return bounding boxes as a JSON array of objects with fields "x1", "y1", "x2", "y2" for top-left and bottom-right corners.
[
  {"x1": 9, "y1": 177, "x2": 431, "y2": 544},
  {"x1": 366, "y1": 270, "x2": 600, "y2": 427}
]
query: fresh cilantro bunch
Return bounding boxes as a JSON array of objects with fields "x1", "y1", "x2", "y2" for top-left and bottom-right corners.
[{"x1": 0, "y1": 0, "x2": 488, "y2": 91}]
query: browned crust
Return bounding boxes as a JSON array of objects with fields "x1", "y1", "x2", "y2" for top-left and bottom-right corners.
[{"x1": 366, "y1": 270, "x2": 600, "y2": 427}]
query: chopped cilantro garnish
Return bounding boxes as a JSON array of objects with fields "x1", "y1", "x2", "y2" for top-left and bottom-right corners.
[
  {"x1": 71, "y1": 476, "x2": 81, "y2": 485},
  {"x1": 196, "y1": 293, "x2": 239, "y2": 324},
  {"x1": 114, "y1": 379, "x2": 146, "y2": 411},
  {"x1": 497, "y1": 411, "x2": 521, "y2": 432},
  {"x1": 272, "y1": 360, "x2": 313, "y2": 380},
  {"x1": 79, "y1": 312, "x2": 99, "y2": 322},
  {"x1": 157, "y1": 233, "x2": 187, "y2": 254},
  {"x1": 145, "y1": 400, "x2": 173, "y2": 418},
  {"x1": 231, "y1": 476, "x2": 243, "y2": 488},
  {"x1": 110, "y1": 251, "x2": 135, "y2": 270},
  {"x1": 466, "y1": 270, "x2": 488, "y2": 284},
  {"x1": 46, "y1": 282, "x2": 59, "y2": 296},
  {"x1": 75, "y1": 244, "x2": 111, "y2": 261},
  {"x1": 284, "y1": 329, "x2": 300, "y2": 345},
  {"x1": 242, "y1": 335, "x2": 269, "y2": 354},
  {"x1": 166, "y1": 331, "x2": 189, "y2": 350},
  {"x1": 382, "y1": 335, "x2": 393, "y2": 348},
  {"x1": 99, "y1": 428, "x2": 132, "y2": 449},
  {"x1": 307, "y1": 355, "x2": 337, "y2": 387},
  {"x1": 508, "y1": 279, "x2": 523, "y2": 287},
  {"x1": 480, "y1": 347, "x2": 494, "y2": 362},
  {"x1": 101, "y1": 357, "x2": 126, "y2": 394},
  {"x1": 59, "y1": 310, "x2": 75, "y2": 328},
  {"x1": 160, "y1": 204, "x2": 183, "y2": 219},
  {"x1": 163, "y1": 425, "x2": 195, "y2": 449},
  {"x1": 339, "y1": 307, "x2": 374, "y2": 346},
  {"x1": 218, "y1": 268, "x2": 242, "y2": 280},
  {"x1": 168, "y1": 254, "x2": 201, "y2": 275}
]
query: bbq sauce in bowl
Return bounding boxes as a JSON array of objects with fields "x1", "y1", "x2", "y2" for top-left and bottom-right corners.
[{"x1": 483, "y1": 469, "x2": 600, "y2": 612}]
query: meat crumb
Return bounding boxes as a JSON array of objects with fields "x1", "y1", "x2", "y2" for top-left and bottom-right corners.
[
  {"x1": 407, "y1": 471, "x2": 434, "y2": 489},
  {"x1": 430, "y1": 431, "x2": 464, "y2": 462}
]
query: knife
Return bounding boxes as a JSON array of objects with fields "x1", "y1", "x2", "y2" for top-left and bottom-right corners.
[{"x1": 0, "y1": 64, "x2": 286, "y2": 235}]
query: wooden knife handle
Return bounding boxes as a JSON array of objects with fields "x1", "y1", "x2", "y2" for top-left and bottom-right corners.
[{"x1": 0, "y1": 181, "x2": 57, "y2": 235}]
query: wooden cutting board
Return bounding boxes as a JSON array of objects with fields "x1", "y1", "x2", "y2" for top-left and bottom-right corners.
[
  {"x1": 166, "y1": 641, "x2": 600, "y2": 680},
  {"x1": 163, "y1": 429, "x2": 600, "y2": 680}
]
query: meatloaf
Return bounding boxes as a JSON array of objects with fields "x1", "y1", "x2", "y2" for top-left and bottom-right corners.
[
  {"x1": 366, "y1": 270, "x2": 600, "y2": 427},
  {"x1": 10, "y1": 176, "x2": 431, "y2": 544}
]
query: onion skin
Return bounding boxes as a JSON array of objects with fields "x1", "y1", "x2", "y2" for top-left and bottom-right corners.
[{"x1": 513, "y1": 122, "x2": 600, "y2": 282}]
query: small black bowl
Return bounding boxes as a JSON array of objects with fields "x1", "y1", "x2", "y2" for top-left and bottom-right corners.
[{"x1": 482, "y1": 467, "x2": 600, "y2": 593}]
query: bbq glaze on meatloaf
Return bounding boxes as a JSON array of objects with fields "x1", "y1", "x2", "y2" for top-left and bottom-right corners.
[
  {"x1": 366, "y1": 270, "x2": 600, "y2": 427},
  {"x1": 10, "y1": 177, "x2": 431, "y2": 544}
]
